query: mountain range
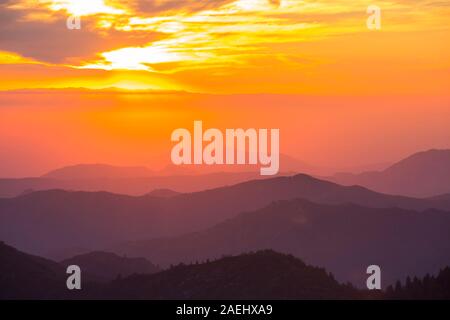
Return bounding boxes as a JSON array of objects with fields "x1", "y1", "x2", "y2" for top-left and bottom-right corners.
[
  {"x1": 60, "y1": 251, "x2": 160, "y2": 282},
  {"x1": 101, "y1": 250, "x2": 360, "y2": 300},
  {"x1": 0, "y1": 171, "x2": 270, "y2": 198},
  {"x1": 111, "y1": 198, "x2": 450, "y2": 287},
  {"x1": 1, "y1": 149, "x2": 450, "y2": 294},
  {"x1": 1, "y1": 149, "x2": 448, "y2": 199},
  {"x1": 2, "y1": 220, "x2": 449, "y2": 299},
  {"x1": 0, "y1": 242, "x2": 361, "y2": 300},
  {"x1": 0, "y1": 154, "x2": 314, "y2": 198},
  {"x1": 43, "y1": 164, "x2": 155, "y2": 180},
  {"x1": 330, "y1": 149, "x2": 450, "y2": 197},
  {"x1": 0, "y1": 241, "x2": 68, "y2": 299},
  {"x1": 1, "y1": 173, "x2": 450, "y2": 259}
]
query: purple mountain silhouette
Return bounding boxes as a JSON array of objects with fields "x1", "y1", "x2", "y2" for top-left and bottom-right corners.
[
  {"x1": 330, "y1": 149, "x2": 450, "y2": 197},
  {"x1": 112, "y1": 199, "x2": 450, "y2": 287},
  {"x1": 1, "y1": 174, "x2": 449, "y2": 259}
]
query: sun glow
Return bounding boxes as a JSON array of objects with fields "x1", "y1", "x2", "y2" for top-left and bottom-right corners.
[
  {"x1": 79, "y1": 1, "x2": 320, "y2": 73},
  {"x1": 82, "y1": 44, "x2": 192, "y2": 71},
  {"x1": 1, "y1": 0, "x2": 449, "y2": 94},
  {"x1": 107, "y1": 80, "x2": 160, "y2": 90},
  {"x1": 49, "y1": 0, "x2": 124, "y2": 16},
  {"x1": 0, "y1": 51, "x2": 39, "y2": 65}
]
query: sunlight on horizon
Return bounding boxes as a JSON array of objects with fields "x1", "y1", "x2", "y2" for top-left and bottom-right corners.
[
  {"x1": 0, "y1": 0, "x2": 449, "y2": 94},
  {"x1": 49, "y1": 0, "x2": 124, "y2": 16}
]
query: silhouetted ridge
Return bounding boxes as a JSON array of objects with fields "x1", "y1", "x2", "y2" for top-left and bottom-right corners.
[
  {"x1": 61, "y1": 251, "x2": 160, "y2": 281},
  {"x1": 0, "y1": 170, "x2": 270, "y2": 198},
  {"x1": 2, "y1": 173, "x2": 450, "y2": 259},
  {"x1": 112, "y1": 198, "x2": 450, "y2": 287},
  {"x1": 2, "y1": 242, "x2": 450, "y2": 299},
  {"x1": 43, "y1": 164, "x2": 154, "y2": 179},
  {"x1": 386, "y1": 267, "x2": 450, "y2": 299},
  {"x1": 103, "y1": 250, "x2": 359, "y2": 299},
  {"x1": 331, "y1": 149, "x2": 450, "y2": 197},
  {"x1": 0, "y1": 242, "x2": 359, "y2": 299},
  {"x1": 146, "y1": 189, "x2": 180, "y2": 197},
  {"x1": 386, "y1": 149, "x2": 450, "y2": 174},
  {"x1": 0, "y1": 241, "x2": 66, "y2": 299}
]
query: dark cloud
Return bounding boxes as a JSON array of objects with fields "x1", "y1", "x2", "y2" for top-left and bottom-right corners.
[
  {"x1": 0, "y1": 3, "x2": 163, "y2": 63},
  {"x1": 0, "y1": 0, "x2": 238, "y2": 64},
  {"x1": 124, "y1": 0, "x2": 235, "y2": 15}
]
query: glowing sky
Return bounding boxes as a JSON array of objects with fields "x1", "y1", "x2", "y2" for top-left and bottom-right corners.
[
  {"x1": 0, "y1": 1, "x2": 449, "y2": 176},
  {"x1": 1, "y1": 0, "x2": 449, "y2": 93}
]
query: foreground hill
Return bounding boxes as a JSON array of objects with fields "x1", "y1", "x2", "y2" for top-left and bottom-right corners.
[
  {"x1": 0, "y1": 242, "x2": 360, "y2": 299},
  {"x1": 0, "y1": 241, "x2": 67, "y2": 299},
  {"x1": 98, "y1": 250, "x2": 360, "y2": 300},
  {"x1": 61, "y1": 251, "x2": 160, "y2": 282},
  {"x1": 330, "y1": 149, "x2": 450, "y2": 197},
  {"x1": 1, "y1": 174, "x2": 450, "y2": 258},
  {"x1": 0, "y1": 242, "x2": 161, "y2": 299},
  {"x1": 3, "y1": 242, "x2": 449, "y2": 299},
  {"x1": 386, "y1": 267, "x2": 450, "y2": 299},
  {"x1": 112, "y1": 199, "x2": 450, "y2": 287}
]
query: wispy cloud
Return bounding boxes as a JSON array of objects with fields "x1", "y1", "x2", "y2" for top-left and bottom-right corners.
[{"x1": 0, "y1": 0, "x2": 449, "y2": 93}]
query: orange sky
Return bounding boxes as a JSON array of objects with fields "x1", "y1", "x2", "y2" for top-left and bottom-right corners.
[
  {"x1": 0, "y1": 1, "x2": 449, "y2": 176},
  {"x1": 1, "y1": 0, "x2": 449, "y2": 94}
]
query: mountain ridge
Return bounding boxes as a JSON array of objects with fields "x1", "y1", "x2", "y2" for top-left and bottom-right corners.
[
  {"x1": 2, "y1": 173, "x2": 450, "y2": 260},
  {"x1": 43, "y1": 164, "x2": 155, "y2": 180},
  {"x1": 330, "y1": 149, "x2": 450, "y2": 197},
  {"x1": 111, "y1": 198, "x2": 450, "y2": 287},
  {"x1": 61, "y1": 251, "x2": 160, "y2": 281},
  {"x1": 0, "y1": 242, "x2": 362, "y2": 299}
]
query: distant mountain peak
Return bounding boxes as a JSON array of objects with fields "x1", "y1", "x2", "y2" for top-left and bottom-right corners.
[
  {"x1": 105, "y1": 250, "x2": 358, "y2": 299},
  {"x1": 61, "y1": 250, "x2": 160, "y2": 281},
  {"x1": 146, "y1": 188, "x2": 181, "y2": 198},
  {"x1": 330, "y1": 149, "x2": 450, "y2": 197},
  {"x1": 42, "y1": 163, "x2": 154, "y2": 179},
  {"x1": 386, "y1": 149, "x2": 450, "y2": 172}
]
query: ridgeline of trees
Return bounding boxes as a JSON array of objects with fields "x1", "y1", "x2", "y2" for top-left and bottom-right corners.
[
  {"x1": 2, "y1": 241, "x2": 450, "y2": 299},
  {"x1": 386, "y1": 267, "x2": 450, "y2": 300}
]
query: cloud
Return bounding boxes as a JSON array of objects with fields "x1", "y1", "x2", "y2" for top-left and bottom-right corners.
[
  {"x1": 122, "y1": 0, "x2": 236, "y2": 15},
  {"x1": 1, "y1": 0, "x2": 449, "y2": 74},
  {"x1": 0, "y1": 0, "x2": 239, "y2": 65},
  {"x1": 0, "y1": 1, "x2": 162, "y2": 63}
]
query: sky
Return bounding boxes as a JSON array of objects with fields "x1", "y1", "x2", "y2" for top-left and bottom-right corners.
[{"x1": 0, "y1": 0, "x2": 449, "y2": 177}]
